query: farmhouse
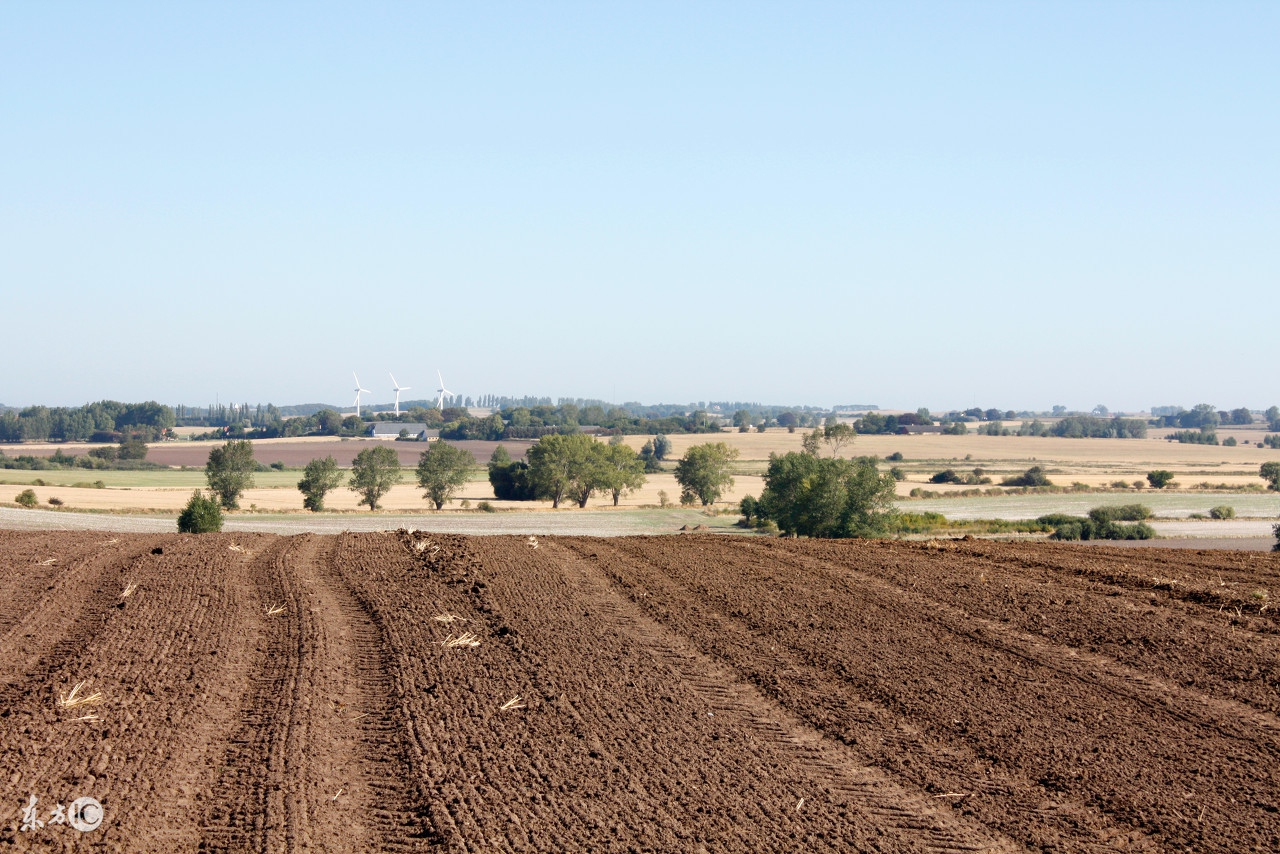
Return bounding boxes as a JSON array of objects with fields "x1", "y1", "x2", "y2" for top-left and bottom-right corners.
[{"x1": 368, "y1": 423, "x2": 440, "y2": 441}]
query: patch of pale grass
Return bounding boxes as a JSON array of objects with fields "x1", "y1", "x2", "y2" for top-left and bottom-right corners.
[
  {"x1": 58, "y1": 681, "x2": 103, "y2": 710},
  {"x1": 439, "y1": 632, "x2": 481, "y2": 649},
  {"x1": 121, "y1": 582, "x2": 138, "y2": 598},
  {"x1": 265, "y1": 603, "x2": 286, "y2": 616},
  {"x1": 499, "y1": 696, "x2": 525, "y2": 711}
]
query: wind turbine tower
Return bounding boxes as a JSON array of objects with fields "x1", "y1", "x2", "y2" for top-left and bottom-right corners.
[
  {"x1": 352, "y1": 372, "x2": 371, "y2": 417},
  {"x1": 390, "y1": 373, "x2": 410, "y2": 416},
  {"x1": 435, "y1": 370, "x2": 454, "y2": 411}
]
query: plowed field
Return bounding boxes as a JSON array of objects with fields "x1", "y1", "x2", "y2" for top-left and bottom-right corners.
[{"x1": 2, "y1": 533, "x2": 1278, "y2": 852}]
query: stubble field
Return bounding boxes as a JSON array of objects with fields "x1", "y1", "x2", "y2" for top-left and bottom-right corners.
[{"x1": 2, "y1": 531, "x2": 1278, "y2": 852}]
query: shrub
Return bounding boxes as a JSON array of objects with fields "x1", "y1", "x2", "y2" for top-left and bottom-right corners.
[
  {"x1": 15, "y1": 488, "x2": 38, "y2": 508},
  {"x1": 1088, "y1": 504, "x2": 1152, "y2": 524},
  {"x1": 1273, "y1": 522, "x2": 1280, "y2": 552},
  {"x1": 1002, "y1": 466, "x2": 1052, "y2": 487},
  {"x1": 1209, "y1": 505, "x2": 1236, "y2": 520},
  {"x1": 47, "y1": 496, "x2": 63, "y2": 506},
  {"x1": 1223, "y1": 437, "x2": 1238, "y2": 447},
  {"x1": 930, "y1": 469, "x2": 963, "y2": 484},
  {"x1": 1147, "y1": 470, "x2": 1175, "y2": 489},
  {"x1": 477, "y1": 500, "x2": 495, "y2": 512},
  {"x1": 657, "y1": 489, "x2": 670, "y2": 508},
  {"x1": 177, "y1": 490, "x2": 224, "y2": 533},
  {"x1": 886, "y1": 452, "x2": 904, "y2": 461},
  {"x1": 1039, "y1": 512, "x2": 1155, "y2": 540},
  {"x1": 889, "y1": 466, "x2": 906, "y2": 481}
]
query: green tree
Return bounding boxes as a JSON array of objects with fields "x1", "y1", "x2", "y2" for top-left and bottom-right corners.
[
  {"x1": 527, "y1": 433, "x2": 603, "y2": 508},
  {"x1": 206, "y1": 440, "x2": 256, "y2": 509},
  {"x1": 416, "y1": 441, "x2": 476, "y2": 509},
  {"x1": 488, "y1": 445, "x2": 536, "y2": 500},
  {"x1": 757, "y1": 453, "x2": 897, "y2": 538},
  {"x1": 14, "y1": 488, "x2": 38, "y2": 508},
  {"x1": 822, "y1": 422, "x2": 856, "y2": 456},
  {"x1": 598, "y1": 442, "x2": 647, "y2": 506},
  {"x1": 1261, "y1": 462, "x2": 1280, "y2": 491},
  {"x1": 178, "y1": 490, "x2": 224, "y2": 532},
  {"x1": 349, "y1": 445, "x2": 402, "y2": 510},
  {"x1": 297, "y1": 455, "x2": 342, "y2": 511},
  {"x1": 1147, "y1": 470, "x2": 1176, "y2": 489},
  {"x1": 315, "y1": 408, "x2": 343, "y2": 435},
  {"x1": 651, "y1": 434, "x2": 671, "y2": 461},
  {"x1": 674, "y1": 442, "x2": 739, "y2": 506}
]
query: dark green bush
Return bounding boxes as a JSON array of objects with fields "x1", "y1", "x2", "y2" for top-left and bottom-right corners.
[
  {"x1": 177, "y1": 490, "x2": 224, "y2": 533},
  {"x1": 1147, "y1": 470, "x2": 1175, "y2": 489},
  {"x1": 1041, "y1": 513, "x2": 1155, "y2": 540},
  {"x1": 1088, "y1": 504, "x2": 1152, "y2": 524},
  {"x1": 1002, "y1": 466, "x2": 1052, "y2": 487},
  {"x1": 14, "y1": 488, "x2": 37, "y2": 508},
  {"x1": 1209, "y1": 505, "x2": 1235, "y2": 520},
  {"x1": 930, "y1": 469, "x2": 963, "y2": 484}
]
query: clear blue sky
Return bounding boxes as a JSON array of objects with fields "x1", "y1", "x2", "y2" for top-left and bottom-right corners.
[{"x1": 2, "y1": 2, "x2": 1276, "y2": 412}]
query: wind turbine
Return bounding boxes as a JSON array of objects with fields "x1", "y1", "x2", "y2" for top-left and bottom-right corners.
[
  {"x1": 352, "y1": 372, "x2": 371, "y2": 417},
  {"x1": 435, "y1": 370, "x2": 453, "y2": 411},
  {"x1": 390, "y1": 373, "x2": 410, "y2": 416}
]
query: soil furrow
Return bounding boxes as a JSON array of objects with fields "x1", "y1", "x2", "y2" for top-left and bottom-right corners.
[{"x1": 544, "y1": 540, "x2": 1022, "y2": 854}]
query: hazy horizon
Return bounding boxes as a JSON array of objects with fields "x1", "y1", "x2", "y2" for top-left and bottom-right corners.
[{"x1": 3, "y1": 3, "x2": 1276, "y2": 411}]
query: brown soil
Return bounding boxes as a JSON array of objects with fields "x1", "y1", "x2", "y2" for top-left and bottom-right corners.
[{"x1": 2, "y1": 533, "x2": 1278, "y2": 852}]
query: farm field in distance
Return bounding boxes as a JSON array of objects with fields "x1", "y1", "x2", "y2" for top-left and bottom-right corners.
[
  {"x1": 3, "y1": 429, "x2": 1279, "y2": 532},
  {"x1": 2, "y1": 531, "x2": 1278, "y2": 852}
]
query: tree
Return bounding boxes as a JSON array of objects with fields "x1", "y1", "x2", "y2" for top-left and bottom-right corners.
[
  {"x1": 178, "y1": 490, "x2": 224, "y2": 532},
  {"x1": 822, "y1": 422, "x2": 856, "y2": 456},
  {"x1": 1229, "y1": 407, "x2": 1253, "y2": 425},
  {"x1": 757, "y1": 453, "x2": 897, "y2": 538},
  {"x1": 488, "y1": 445, "x2": 536, "y2": 500},
  {"x1": 315, "y1": 408, "x2": 344, "y2": 435},
  {"x1": 674, "y1": 442, "x2": 739, "y2": 506},
  {"x1": 1147, "y1": 470, "x2": 1175, "y2": 489},
  {"x1": 416, "y1": 441, "x2": 476, "y2": 509},
  {"x1": 527, "y1": 433, "x2": 604, "y2": 508},
  {"x1": 297, "y1": 456, "x2": 342, "y2": 511},
  {"x1": 598, "y1": 442, "x2": 647, "y2": 506},
  {"x1": 206, "y1": 440, "x2": 256, "y2": 509},
  {"x1": 14, "y1": 488, "x2": 38, "y2": 508},
  {"x1": 1261, "y1": 462, "x2": 1280, "y2": 492},
  {"x1": 349, "y1": 445, "x2": 402, "y2": 510},
  {"x1": 651, "y1": 434, "x2": 671, "y2": 461}
]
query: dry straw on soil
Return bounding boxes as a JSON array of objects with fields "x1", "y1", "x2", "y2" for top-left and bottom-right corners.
[
  {"x1": 439, "y1": 632, "x2": 481, "y2": 649},
  {"x1": 58, "y1": 681, "x2": 103, "y2": 710},
  {"x1": 499, "y1": 696, "x2": 525, "y2": 711}
]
